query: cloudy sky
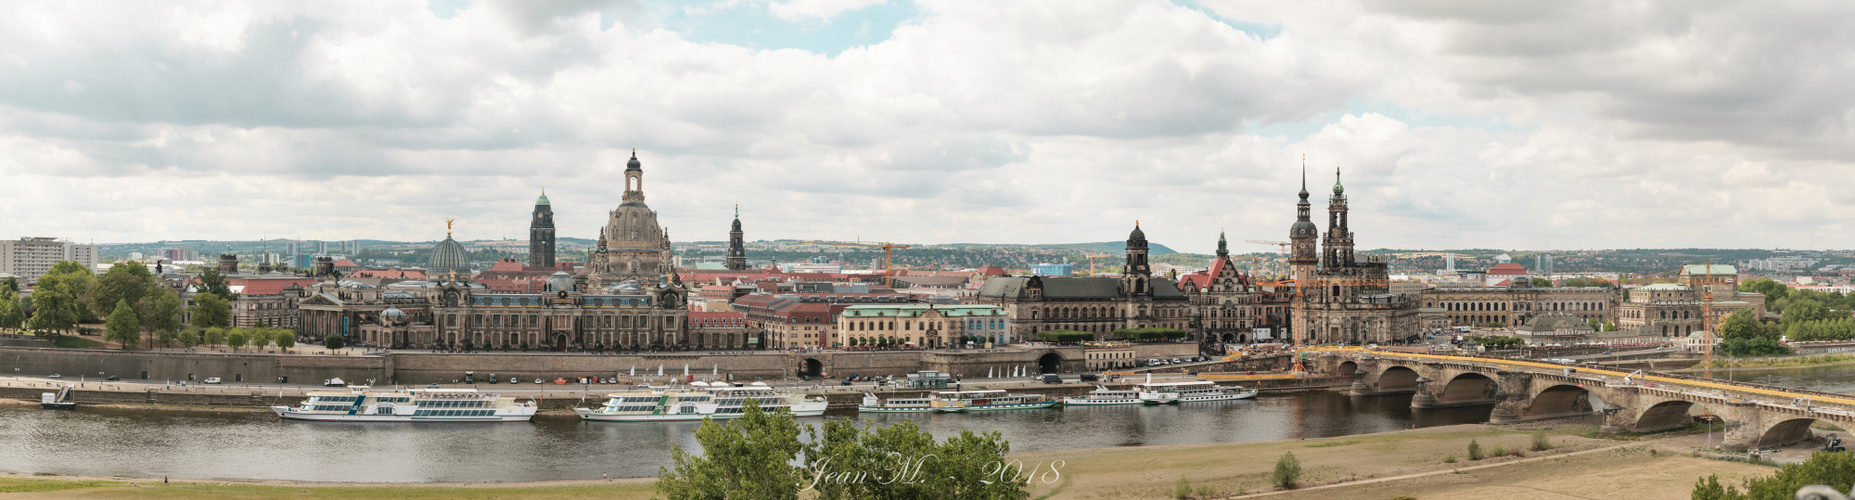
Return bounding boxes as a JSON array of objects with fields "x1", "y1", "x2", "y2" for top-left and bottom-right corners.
[{"x1": 4, "y1": 1, "x2": 1852, "y2": 253}]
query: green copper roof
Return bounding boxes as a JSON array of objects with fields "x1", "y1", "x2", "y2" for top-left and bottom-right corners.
[{"x1": 536, "y1": 192, "x2": 550, "y2": 206}]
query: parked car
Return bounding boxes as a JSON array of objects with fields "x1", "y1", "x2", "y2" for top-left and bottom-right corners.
[
  {"x1": 1041, "y1": 374, "x2": 1063, "y2": 384},
  {"x1": 203, "y1": 377, "x2": 223, "y2": 384},
  {"x1": 427, "y1": 383, "x2": 440, "y2": 388},
  {"x1": 534, "y1": 378, "x2": 544, "y2": 384},
  {"x1": 105, "y1": 375, "x2": 120, "y2": 381},
  {"x1": 47, "y1": 374, "x2": 62, "y2": 379},
  {"x1": 1079, "y1": 373, "x2": 1100, "y2": 382},
  {"x1": 1171, "y1": 358, "x2": 1182, "y2": 365},
  {"x1": 840, "y1": 379, "x2": 853, "y2": 386}
]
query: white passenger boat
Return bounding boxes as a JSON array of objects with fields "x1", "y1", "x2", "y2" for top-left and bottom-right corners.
[
  {"x1": 270, "y1": 387, "x2": 537, "y2": 422},
  {"x1": 1061, "y1": 385, "x2": 1143, "y2": 406},
  {"x1": 934, "y1": 389, "x2": 1056, "y2": 412},
  {"x1": 573, "y1": 382, "x2": 827, "y2": 421},
  {"x1": 858, "y1": 392, "x2": 939, "y2": 413},
  {"x1": 1136, "y1": 380, "x2": 1258, "y2": 404}
]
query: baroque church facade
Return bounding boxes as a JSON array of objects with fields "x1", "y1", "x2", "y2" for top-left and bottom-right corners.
[
  {"x1": 975, "y1": 223, "x2": 1193, "y2": 340},
  {"x1": 1288, "y1": 166, "x2": 1420, "y2": 344},
  {"x1": 296, "y1": 151, "x2": 742, "y2": 351}
]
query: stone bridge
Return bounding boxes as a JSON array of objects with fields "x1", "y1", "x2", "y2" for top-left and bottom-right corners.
[{"x1": 1316, "y1": 349, "x2": 1855, "y2": 451}]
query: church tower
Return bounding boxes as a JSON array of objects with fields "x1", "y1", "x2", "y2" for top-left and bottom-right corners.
[
  {"x1": 726, "y1": 204, "x2": 747, "y2": 270},
  {"x1": 1123, "y1": 222, "x2": 1151, "y2": 296},
  {"x1": 1289, "y1": 165, "x2": 1319, "y2": 267},
  {"x1": 1323, "y1": 164, "x2": 1355, "y2": 269},
  {"x1": 586, "y1": 149, "x2": 674, "y2": 288},
  {"x1": 529, "y1": 190, "x2": 555, "y2": 269},
  {"x1": 623, "y1": 149, "x2": 645, "y2": 205}
]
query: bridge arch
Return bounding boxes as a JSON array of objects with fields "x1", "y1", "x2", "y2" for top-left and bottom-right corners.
[
  {"x1": 1336, "y1": 361, "x2": 1359, "y2": 377},
  {"x1": 1758, "y1": 418, "x2": 1820, "y2": 448},
  {"x1": 1435, "y1": 372, "x2": 1499, "y2": 406},
  {"x1": 1523, "y1": 383, "x2": 1595, "y2": 420},
  {"x1": 1630, "y1": 399, "x2": 1713, "y2": 433},
  {"x1": 1376, "y1": 365, "x2": 1419, "y2": 393}
]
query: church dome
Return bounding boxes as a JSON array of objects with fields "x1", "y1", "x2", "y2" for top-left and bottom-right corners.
[
  {"x1": 626, "y1": 150, "x2": 641, "y2": 171},
  {"x1": 381, "y1": 307, "x2": 408, "y2": 318},
  {"x1": 1127, "y1": 223, "x2": 1147, "y2": 245},
  {"x1": 1290, "y1": 220, "x2": 1318, "y2": 239},
  {"x1": 536, "y1": 192, "x2": 550, "y2": 206},
  {"x1": 429, "y1": 237, "x2": 470, "y2": 280}
]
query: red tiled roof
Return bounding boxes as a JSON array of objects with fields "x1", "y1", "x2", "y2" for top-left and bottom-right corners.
[
  {"x1": 1177, "y1": 272, "x2": 1211, "y2": 290},
  {"x1": 1488, "y1": 263, "x2": 1528, "y2": 275},
  {"x1": 330, "y1": 258, "x2": 361, "y2": 268},
  {"x1": 488, "y1": 259, "x2": 526, "y2": 272},
  {"x1": 975, "y1": 266, "x2": 1008, "y2": 276}
]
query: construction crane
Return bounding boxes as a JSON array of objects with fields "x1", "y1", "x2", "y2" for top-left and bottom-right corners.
[
  {"x1": 1083, "y1": 253, "x2": 1112, "y2": 274},
  {"x1": 1246, "y1": 240, "x2": 1291, "y2": 277},
  {"x1": 802, "y1": 240, "x2": 912, "y2": 288},
  {"x1": 1690, "y1": 262, "x2": 1736, "y2": 379}
]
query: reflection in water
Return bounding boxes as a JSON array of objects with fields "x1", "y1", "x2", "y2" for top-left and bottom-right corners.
[{"x1": 0, "y1": 391, "x2": 1492, "y2": 482}]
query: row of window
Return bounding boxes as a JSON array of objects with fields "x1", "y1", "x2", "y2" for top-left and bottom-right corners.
[
  {"x1": 417, "y1": 400, "x2": 486, "y2": 408},
  {"x1": 415, "y1": 410, "x2": 496, "y2": 417}
]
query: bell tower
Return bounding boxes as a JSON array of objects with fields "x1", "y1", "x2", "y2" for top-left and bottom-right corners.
[
  {"x1": 1123, "y1": 222, "x2": 1151, "y2": 296},
  {"x1": 529, "y1": 190, "x2": 555, "y2": 268},
  {"x1": 726, "y1": 204, "x2": 748, "y2": 270},
  {"x1": 622, "y1": 149, "x2": 645, "y2": 205}
]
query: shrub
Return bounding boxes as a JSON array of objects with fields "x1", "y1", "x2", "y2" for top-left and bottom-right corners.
[
  {"x1": 1531, "y1": 430, "x2": 1553, "y2": 451},
  {"x1": 1491, "y1": 445, "x2": 1507, "y2": 458},
  {"x1": 1272, "y1": 452, "x2": 1301, "y2": 489},
  {"x1": 1175, "y1": 477, "x2": 1191, "y2": 499},
  {"x1": 1468, "y1": 439, "x2": 1485, "y2": 461},
  {"x1": 1444, "y1": 454, "x2": 1457, "y2": 464}
]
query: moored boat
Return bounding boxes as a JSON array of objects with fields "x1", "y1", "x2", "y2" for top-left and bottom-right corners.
[
  {"x1": 934, "y1": 389, "x2": 1056, "y2": 412},
  {"x1": 1061, "y1": 385, "x2": 1142, "y2": 406},
  {"x1": 270, "y1": 387, "x2": 537, "y2": 422},
  {"x1": 1137, "y1": 380, "x2": 1257, "y2": 404},
  {"x1": 574, "y1": 382, "x2": 827, "y2": 421},
  {"x1": 858, "y1": 392, "x2": 939, "y2": 413}
]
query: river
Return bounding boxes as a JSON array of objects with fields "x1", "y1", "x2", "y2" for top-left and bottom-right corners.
[{"x1": 0, "y1": 391, "x2": 1495, "y2": 482}]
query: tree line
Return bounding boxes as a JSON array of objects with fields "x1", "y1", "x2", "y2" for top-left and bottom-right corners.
[{"x1": 0, "y1": 260, "x2": 299, "y2": 352}]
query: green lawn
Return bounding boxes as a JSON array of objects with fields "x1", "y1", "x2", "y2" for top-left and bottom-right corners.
[{"x1": 53, "y1": 336, "x2": 101, "y2": 348}]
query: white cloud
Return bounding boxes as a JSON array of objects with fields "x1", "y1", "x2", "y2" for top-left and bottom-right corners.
[
  {"x1": 768, "y1": 0, "x2": 888, "y2": 22},
  {"x1": 1, "y1": 0, "x2": 1850, "y2": 254}
]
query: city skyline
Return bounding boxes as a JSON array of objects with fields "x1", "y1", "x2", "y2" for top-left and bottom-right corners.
[{"x1": 6, "y1": 2, "x2": 1852, "y2": 253}]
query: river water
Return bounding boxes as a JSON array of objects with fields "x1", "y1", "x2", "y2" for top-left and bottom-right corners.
[
  {"x1": 0, "y1": 391, "x2": 1495, "y2": 482},
  {"x1": 1715, "y1": 363, "x2": 1855, "y2": 394}
]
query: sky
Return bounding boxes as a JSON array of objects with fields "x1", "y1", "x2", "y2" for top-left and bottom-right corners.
[{"x1": 4, "y1": 1, "x2": 1853, "y2": 254}]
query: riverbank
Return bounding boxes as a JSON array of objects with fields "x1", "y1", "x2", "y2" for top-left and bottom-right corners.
[{"x1": 0, "y1": 421, "x2": 1772, "y2": 499}]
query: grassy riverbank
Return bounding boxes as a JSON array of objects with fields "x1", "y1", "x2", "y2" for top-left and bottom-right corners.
[{"x1": 0, "y1": 422, "x2": 1771, "y2": 499}]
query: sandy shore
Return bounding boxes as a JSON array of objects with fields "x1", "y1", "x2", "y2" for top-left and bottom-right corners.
[{"x1": 0, "y1": 420, "x2": 1779, "y2": 499}]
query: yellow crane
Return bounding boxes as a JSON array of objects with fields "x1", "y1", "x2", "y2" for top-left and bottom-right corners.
[
  {"x1": 802, "y1": 240, "x2": 912, "y2": 288},
  {"x1": 1083, "y1": 253, "x2": 1113, "y2": 274},
  {"x1": 1246, "y1": 239, "x2": 1291, "y2": 277},
  {"x1": 1690, "y1": 262, "x2": 1736, "y2": 379}
]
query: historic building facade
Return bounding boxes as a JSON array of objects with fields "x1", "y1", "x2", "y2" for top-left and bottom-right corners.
[
  {"x1": 1420, "y1": 284, "x2": 1619, "y2": 328},
  {"x1": 975, "y1": 224, "x2": 1192, "y2": 341},
  {"x1": 1177, "y1": 232, "x2": 1294, "y2": 343},
  {"x1": 1287, "y1": 166, "x2": 1420, "y2": 344},
  {"x1": 1616, "y1": 264, "x2": 1765, "y2": 339},
  {"x1": 835, "y1": 304, "x2": 1010, "y2": 348},
  {"x1": 584, "y1": 151, "x2": 675, "y2": 288},
  {"x1": 296, "y1": 150, "x2": 731, "y2": 351}
]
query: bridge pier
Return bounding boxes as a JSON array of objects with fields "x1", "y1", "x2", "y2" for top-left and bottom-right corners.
[{"x1": 1487, "y1": 370, "x2": 1529, "y2": 424}]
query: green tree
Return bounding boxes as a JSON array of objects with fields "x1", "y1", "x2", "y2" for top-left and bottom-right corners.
[
  {"x1": 1, "y1": 276, "x2": 17, "y2": 293},
  {"x1": 324, "y1": 334, "x2": 345, "y2": 350},
  {"x1": 1272, "y1": 451, "x2": 1302, "y2": 489},
  {"x1": 45, "y1": 261, "x2": 98, "y2": 322},
  {"x1": 1035, "y1": 330, "x2": 1095, "y2": 343},
  {"x1": 177, "y1": 329, "x2": 200, "y2": 348},
  {"x1": 1468, "y1": 439, "x2": 1484, "y2": 460},
  {"x1": 1784, "y1": 299, "x2": 1831, "y2": 324},
  {"x1": 1695, "y1": 450, "x2": 1855, "y2": 499},
  {"x1": 275, "y1": 330, "x2": 296, "y2": 352},
  {"x1": 196, "y1": 266, "x2": 237, "y2": 301},
  {"x1": 226, "y1": 329, "x2": 248, "y2": 351},
  {"x1": 204, "y1": 327, "x2": 227, "y2": 347},
  {"x1": 145, "y1": 289, "x2": 183, "y2": 346},
  {"x1": 0, "y1": 288, "x2": 23, "y2": 330},
  {"x1": 1718, "y1": 310, "x2": 1767, "y2": 341},
  {"x1": 249, "y1": 329, "x2": 272, "y2": 349},
  {"x1": 1721, "y1": 337, "x2": 1790, "y2": 357},
  {"x1": 90, "y1": 263, "x2": 153, "y2": 324},
  {"x1": 1530, "y1": 277, "x2": 1553, "y2": 288},
  {"x1": 27, "y1": 278, "x2": 81, "y2": 336},
  {"x1": 657, "y1": 399, "x2": 807, "y2": 500},
  {"x1": 189, "y1": 292, "x2": 231, "y2": 328},
  {"x1": 105, "y1": 299, "x2": 141, "y2": 349}
]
